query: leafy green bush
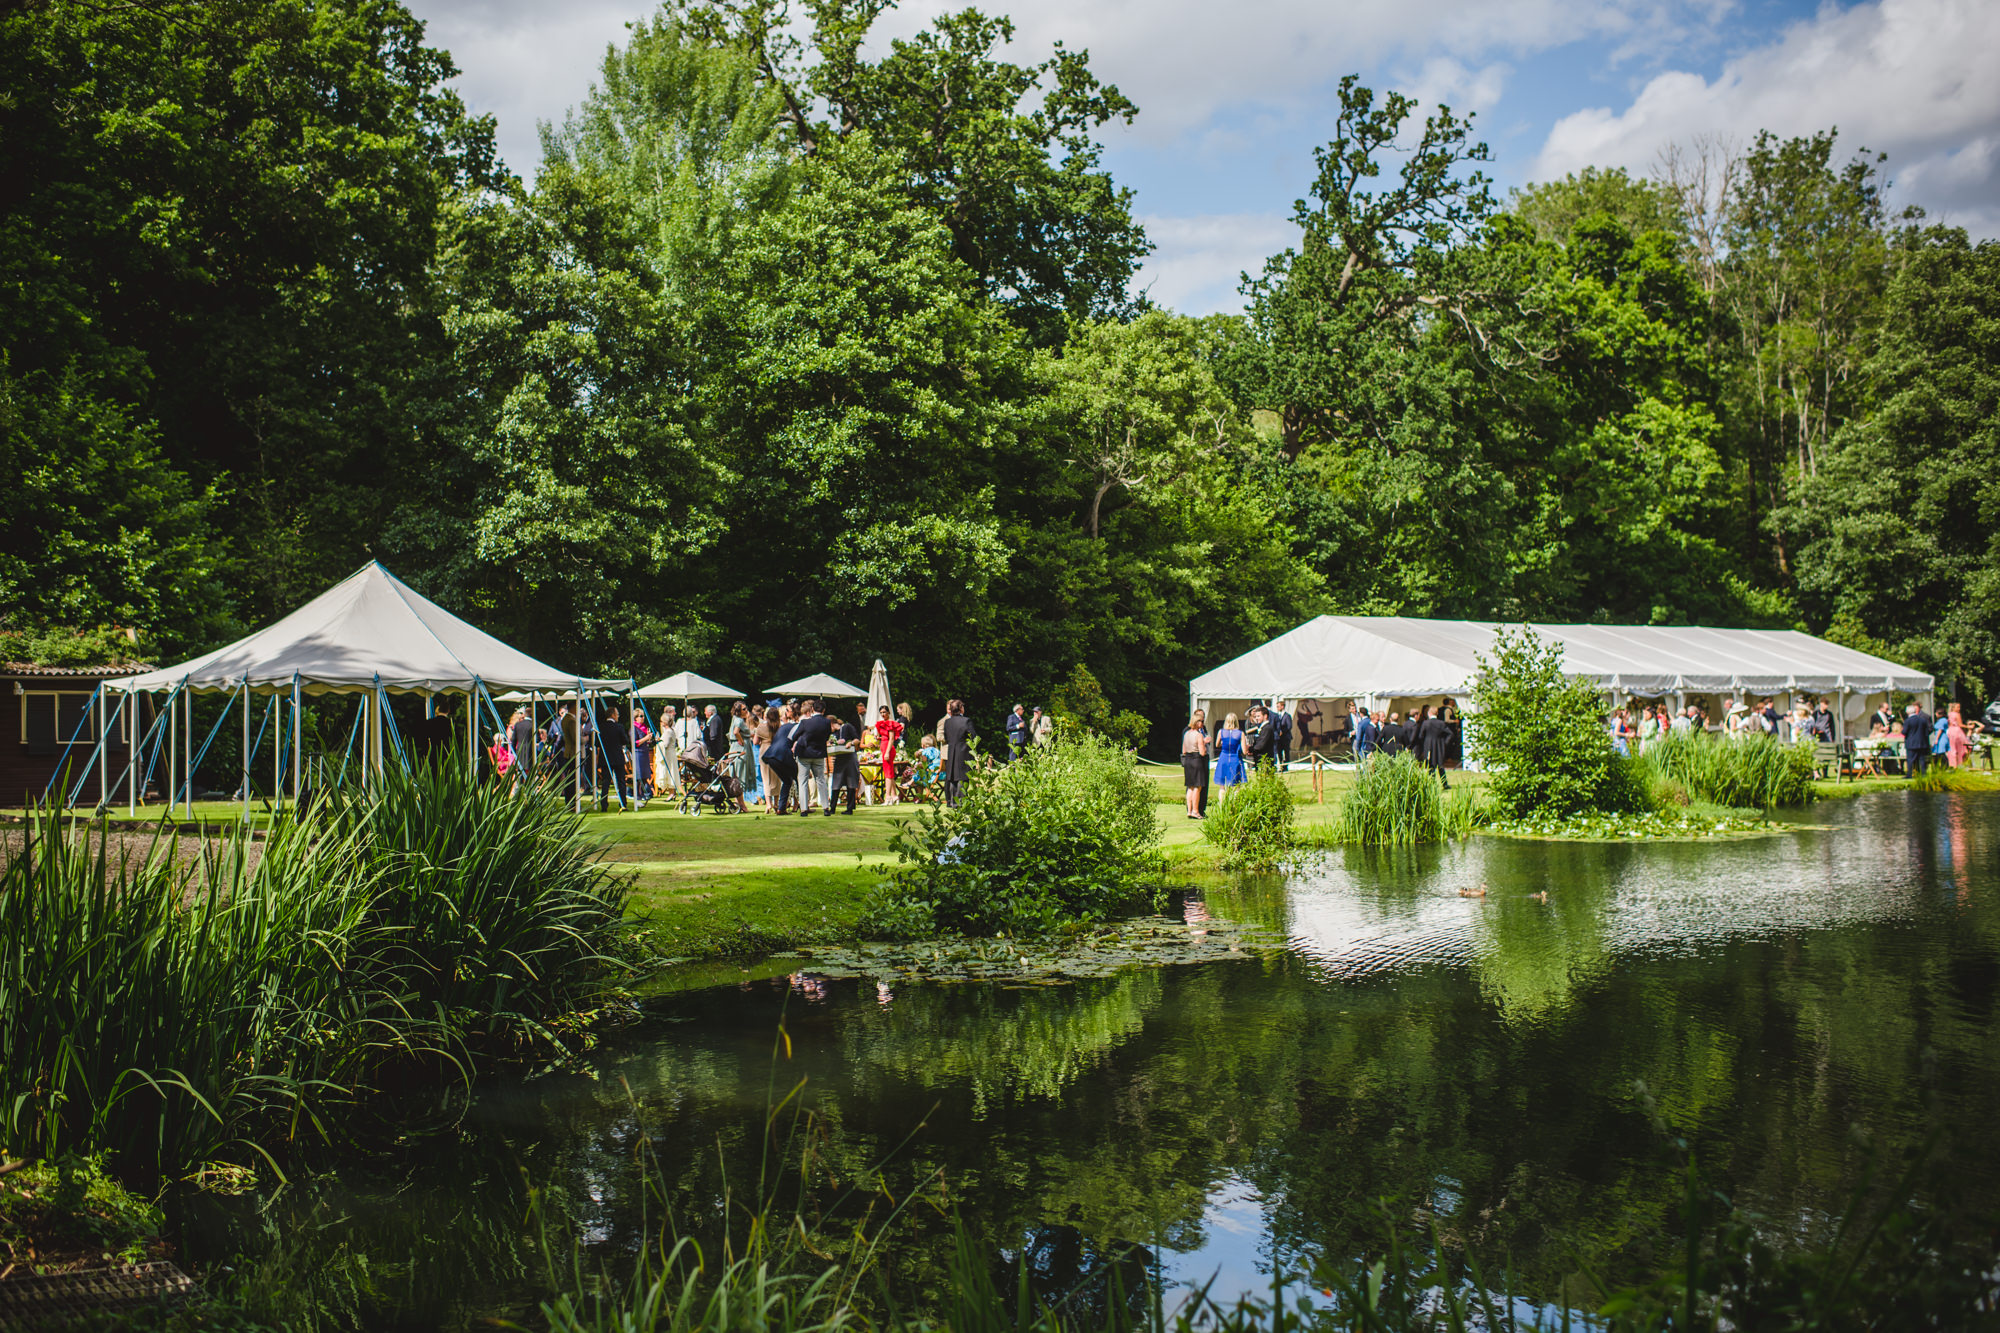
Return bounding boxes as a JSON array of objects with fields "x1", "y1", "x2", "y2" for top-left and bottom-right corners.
[
  {"x1": 1640, "y1": 731, "x2": 1816, "y2": 807},
  {"x1": 1202, "y1": 759, "x2": 1296, "y2": 867},
  {"x1": 869, "y1": 733, "x2": 1161, "y2": 937},
  {"x1": 1048, "y1": 663, "x2": 1150, "y2": 750},
  {"x1": 1467, "y1": 627, "x2": 1641, "y2": 819},
  {"x1": 1328, "y1": 752, "x2": 1483, "y2": 845}
]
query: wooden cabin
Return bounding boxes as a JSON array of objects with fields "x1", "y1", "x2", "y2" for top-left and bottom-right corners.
[{"x1": 1, "y1": 662, "x2": 151, "y2": 808}]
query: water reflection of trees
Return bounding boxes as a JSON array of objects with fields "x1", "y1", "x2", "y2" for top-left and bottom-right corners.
[
  {"x1": 840, "y1": 971, "x2": 1162, "y2": 1109},
  {"x1": 178, "y1": 801, "x2": 2000, "y2": 1325}
]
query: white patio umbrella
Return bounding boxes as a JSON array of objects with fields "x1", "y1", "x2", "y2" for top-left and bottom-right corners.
[
  {"x1": 860, "y1": 659, "x2": 895, "y2": 806},
  {"x1": 766, "y1": 671, "x2": 867, "y2": 698},
  {"x1": 634, "y1": 671, "x2": 744, "y2": 700},
  {"x1": 865, "y1": 659, "x2": 892, "y2": 725}
]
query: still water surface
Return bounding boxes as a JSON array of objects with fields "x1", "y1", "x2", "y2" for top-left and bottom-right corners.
[{"x1": 181, "y1": 791, "x2": 2000, "y2": 1328}]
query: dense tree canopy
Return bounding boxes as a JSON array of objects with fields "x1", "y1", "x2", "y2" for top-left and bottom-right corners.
[{"x1": 5, "y1": 0, "x2": 1996, "y2": 741}]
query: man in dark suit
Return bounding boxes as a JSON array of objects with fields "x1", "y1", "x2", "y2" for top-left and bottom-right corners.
[
  {"x1": 1871, "y1": 701, "x2": 1897, "y2": 734},
  {"x1": 1902, "y1": 702, "x2": 1933, "y2": 777},
  {"x1": 1355, "y1": 709, "x2": 1376, "y2": 762},
  {"x1": 1417, "y1": 709, "x2": 1453, "y2": 787},
  {"x1": 790, "y1": 700, "x2": 833, "y2": 814},
  {"x1": 940, "y1": 699, "x2": 977, "y2": 807},
  {"x1": 1243, "y1": 706, "x2": 1274, "y2": 769},
  {"x1": 1272, "y1": 702, "x2": 1293, "y2": 768},
  {"x1": 598, "y1": 705, "x2": 632, "y2": 811}
]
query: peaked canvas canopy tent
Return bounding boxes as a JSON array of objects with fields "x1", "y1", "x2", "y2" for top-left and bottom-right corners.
[
  {"x1": 109, "y1": 563, "x2": 626, "y2": 697},
  {"x1": 98, "y1": 562, "x2": 628, "y2": 817},
  {"x1": 1191, "y1": 616, "x2": 1932, "y2": 741}
]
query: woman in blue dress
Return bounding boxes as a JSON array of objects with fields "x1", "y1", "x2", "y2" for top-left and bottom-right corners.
[{"x1": 1213, "y1": 712, "x2": 1247, "y2": 788}]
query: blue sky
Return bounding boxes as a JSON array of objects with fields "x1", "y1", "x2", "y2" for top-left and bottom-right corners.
[{"x1": 411, "y1": 0, "x2": 2000, "y2": 314}]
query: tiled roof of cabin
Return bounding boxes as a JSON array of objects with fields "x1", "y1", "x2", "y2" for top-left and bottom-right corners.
[{"x1": 2, "y1": 662, "x2": 152, "y2": 678}]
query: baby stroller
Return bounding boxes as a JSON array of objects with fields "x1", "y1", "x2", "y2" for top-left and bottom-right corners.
[{"x1": 678, "y1": 753, "x2": 742, "y2": 815}]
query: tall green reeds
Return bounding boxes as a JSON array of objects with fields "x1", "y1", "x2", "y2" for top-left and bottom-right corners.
[
  {"x1": 1330, "y1": 753, "x2": 1483, "y2": 845},
  {"x1": 0, "y1": 811, "x2": 380, "y2": 1181},
  {"x1": 1639, "y1": 732, "x2": 1816, "y2": 808},
  {"x1": 0, "y1": 763, "x2": 629, "y2": 1184},
  {"x1": 322, "y1": 761, "x2": 629, "y2": 1032}
]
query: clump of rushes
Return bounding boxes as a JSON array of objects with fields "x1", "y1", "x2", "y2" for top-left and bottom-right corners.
[
  {"x1": 1202, "y1": 761, "x2": 1296, "y2": 868},
  {"x1": 1330, "y1": 753, "x2": 1483, "y2": 845},
  {"x1": 1640, "y1": 731, "x2": 1817, "y2": 808},
  {"x1": 0, "y1": 763, "x2": 630, "y2": 1186},
  {"x1": 321, "y1": 760, "x2": 630, "y2": 1039}
]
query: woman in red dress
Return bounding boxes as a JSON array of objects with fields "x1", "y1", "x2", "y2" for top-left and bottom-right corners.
[{"x1": 873, "y1": 705, "x2": 905, "y2": 803}]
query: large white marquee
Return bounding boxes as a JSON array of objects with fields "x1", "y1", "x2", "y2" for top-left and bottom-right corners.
[{"x1": 1189, "y1": 616, "x2": 1933, "y2": 714}]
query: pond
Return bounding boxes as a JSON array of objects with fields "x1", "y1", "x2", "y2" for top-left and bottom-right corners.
[{"x1": 174, "y1": 790, "x2": 2000, "y2": 1329}]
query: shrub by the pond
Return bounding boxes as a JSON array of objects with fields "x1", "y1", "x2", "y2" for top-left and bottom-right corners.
[
  {"x1": 868, "y1": 733, "x2": 1161, "y2": 937},
  {"x1": 1330, "y1": 753, "x2": 1484, "y2": 845},
  {"x1": 1640, "y1": 731, "x2": 1816, "y2": 808},
  {"x1": 0, "y1": 763, "x2": 629, "y2": 1184},
  {"x1": 1202, "y1": 760, "x2": 1296, "y2": 867},
  {"x1": 1468, "y1": 627, "x2": 1644, "y2": 819}
]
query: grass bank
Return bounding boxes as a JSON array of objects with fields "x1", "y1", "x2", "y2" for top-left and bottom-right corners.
[
  {"x1": 17, "y1": 764, "x2": 1991, "y2": 971},
  {"x1": 577, "y1": 771, "x2": 1354, "y2": 959}
]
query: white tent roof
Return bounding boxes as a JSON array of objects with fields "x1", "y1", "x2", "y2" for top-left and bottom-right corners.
[
  {"x1": 107, "y1": 562, "x2": 630, "y2": 697},
  {"x1": 1190, "y1": 616, "x2": 1933, "y2": 703},
  {"x1": 635, "y1": 671, "x2": 744, "y2": 700},
  {"x1": 767, "y1": 672, "x2": 867, "y2": 698}
]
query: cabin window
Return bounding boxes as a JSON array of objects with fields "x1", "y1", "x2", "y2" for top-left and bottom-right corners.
[{"x1": 20, "y1": 690, "x2": 96, "y2": 756}]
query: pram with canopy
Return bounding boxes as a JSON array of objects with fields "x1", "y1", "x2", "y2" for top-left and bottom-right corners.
[{"x1": 678, "y1": 750, "x2": 741, "y2": 814}]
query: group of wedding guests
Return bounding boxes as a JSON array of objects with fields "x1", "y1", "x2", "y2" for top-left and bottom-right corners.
[
  {"x1": 1866, "y1": 699, "x2": 1981, "y2": 775},
  {"x1": 1345, "y1": 703, "x2": 1460, "y2": 769},
  {"x1": 488, "y1": 696, "x2": 984, "y2": 813},
  {"x1": 1177, "y1": 705, "x2": 1275, "y2": 819},
  {"x1": 1598, "y1": 695, "x2": 1984, "y2": 774}
]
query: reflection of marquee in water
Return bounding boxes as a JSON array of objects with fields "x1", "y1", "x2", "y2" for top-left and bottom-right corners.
[{"x1": 1267, "y1": 793, "x2": 1991, "y2": 1020}]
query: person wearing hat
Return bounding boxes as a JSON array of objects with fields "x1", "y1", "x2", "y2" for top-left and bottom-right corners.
[{"x1": 1031, "y1": 706, "x2": 1054, "y2": 746}]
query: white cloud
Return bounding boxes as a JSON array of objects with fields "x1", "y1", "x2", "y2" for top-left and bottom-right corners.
[
  {"x1": 875, "y1": 0, "x2": 1697, "y2": 142},
  {"x1": 412, "y1": 0, "x2": 643, "y2": 177},
  {"x1": 410, "y1": 0, "x2": 1735, "y2": 175},
  {"x1": 1531, "y1": 0, "x2": 2000, "y2": 233},
  {"x1": 1134, "y1": 213, "x2": 1298, "y2": 315},
  {"x1": 1391, "y1": 56, "x2": 1513, "y2": 120}
]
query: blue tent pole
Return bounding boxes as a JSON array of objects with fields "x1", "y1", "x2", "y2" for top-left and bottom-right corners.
[
  {"x1": 136, "y1": 684, "x2": 176, "y2": 814},
  {"x1": 50, "y1": 683, "x2": 105, "y2": 808},
  {"x1": 96, "y1": 685, "x2": 111, "y2": 811}
]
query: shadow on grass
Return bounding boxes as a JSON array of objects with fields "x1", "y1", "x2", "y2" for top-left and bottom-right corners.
[{"x1": 628, "y1": 862, "x2": 888, "y2": 961}]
